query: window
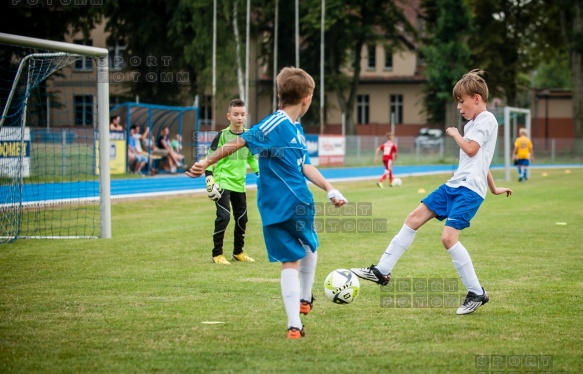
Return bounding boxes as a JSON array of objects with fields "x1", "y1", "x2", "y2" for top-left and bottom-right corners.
[
  {"x1": 74, "y1": 95, "x2": 94, "y2": 126},
  {"x1": 199, "y1": 95, "x2": 212, "y2": 125},
  {"x1": 357, "y1": 95, "x2": 369, "y2": 124},
  {"x1": 384, "y1": 47, "x2": 393, "y2": 70},
  {"x1": 74, "y1": 40, "x2": 93, "y2": 71},
  {"x1": 367, "y1": 45, "x2": 376, "y2": 69},
  {"x1": 108, "y1": 42, "x2": 126, "y2": 71},
  {"x1": 390, "y1": 95, "x2": 403, "y2": 124}
]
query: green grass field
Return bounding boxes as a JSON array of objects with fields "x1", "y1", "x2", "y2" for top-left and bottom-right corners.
[{"x1": 1, "y1": 168, "x2": 582, "y2": 373}]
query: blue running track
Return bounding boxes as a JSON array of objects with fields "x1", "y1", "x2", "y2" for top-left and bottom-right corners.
[{"x1": 6, "y1": 164, "x2": 580, "y2": 203}]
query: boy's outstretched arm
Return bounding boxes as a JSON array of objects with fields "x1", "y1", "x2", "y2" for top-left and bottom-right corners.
[
  {"x1": 185, "y1": 137, "x2": 247, "y2": 178},
  {"x1": 487, "y1": 170, "x2": 513, "y2": 197},
  {"x1": 302, "y1": 164, "x2": 347, "y2": 207}
]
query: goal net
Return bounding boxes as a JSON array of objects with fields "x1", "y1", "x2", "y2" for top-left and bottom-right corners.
[{"x1": 0, "y1": 33, "x2": 111, "y2": 243}]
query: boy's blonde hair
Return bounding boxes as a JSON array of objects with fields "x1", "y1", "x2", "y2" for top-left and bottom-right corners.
[
  {"x1": 452, "y1": 69, "x2": 489, "y2": 103},
  {"x1": 386, "y1": 132, "x2": 394, "y2": 139},
  {"x1": 519, "y1": 128, "x2": 528, "y2": 136},
  {"x1": 276, "y1": 67, "x2": 315, "y2": 109}
]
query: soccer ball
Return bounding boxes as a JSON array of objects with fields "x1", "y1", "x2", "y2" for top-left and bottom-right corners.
[
  {"x1": 324, "y1": 269, "x2": 360, "y2": 304},
  {"x1": 392, "y1": 177, "x2": 402, "y2": 187}
]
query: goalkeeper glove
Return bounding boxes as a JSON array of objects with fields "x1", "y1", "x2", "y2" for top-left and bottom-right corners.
[{"x1": 205, "y1": 175, "x2": 222, "y2": 201}]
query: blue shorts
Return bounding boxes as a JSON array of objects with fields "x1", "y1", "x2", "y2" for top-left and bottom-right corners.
[
  {"x1": 516, "y1": 159, "x2": 530, "y2": 166},
  {"x1": 421, "y1": 185, "x2": 484, "y2": 230},
  {"x1": 134, "y1": 154, "x2": 148, "y2": 163},
  {"x1": 262, "y1": 213, "x2": 319, "y2": 263}
]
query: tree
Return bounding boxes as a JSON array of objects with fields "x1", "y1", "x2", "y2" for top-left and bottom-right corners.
[
  {"x1": 0, "y1": 3, "x2": 102, "y2": 42},
  {"x1": 420, "y1": 0, "x2": 472, "y2": 127},
  {"x1": 555, "y1": 0, "x2": 583, "y2": 154},
  {"x1": 255, "y1": 0, "x2": 415, "y2": 134},
  {"x1": 467, "y1": 0, "x2": 552, "y2": 107},
  {"x1": 0, "y1": 3, "x2": 104, "y2": 128},
  {"x1": 533, "y1": 52, "x2": 572, "y2": 90},
  {"x1": 303, "y1": 0, "x2": 415, "y2": 135}
]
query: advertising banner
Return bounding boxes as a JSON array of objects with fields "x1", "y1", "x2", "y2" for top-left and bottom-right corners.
[
  {"x1": 0, "y1": 127, "x2": 31, "y2": 178},
  {"x1": 318, "y1": 135, "x2": 345, "y2": 166}
]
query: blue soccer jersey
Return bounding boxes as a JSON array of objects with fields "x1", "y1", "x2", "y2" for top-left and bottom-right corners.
[{"x1": 241, "y1": 110, "x2": 314, "y2": 226}]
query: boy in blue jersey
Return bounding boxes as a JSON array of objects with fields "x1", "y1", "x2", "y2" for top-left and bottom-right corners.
[
  {"x1": 352, "y1": 70, "x2": 513, "y2": 315},
  {"x1": 187, "y1": 67, "x2": 347, "y2": 339}
]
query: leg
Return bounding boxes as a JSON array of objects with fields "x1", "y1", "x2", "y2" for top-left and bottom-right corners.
[
  {"x1": 380, "y1": 159, "x2": 389, "y2": 182},
  {"x1": 387, "y1": 159, "x2": 394, "y2": 184},
  {"x1": 352, "y1": 203, "x2": 436, "y2": 283},
  {"x1": 443, "y1": 226, "x2": 482, "y2": 295},
  {"x1": 281, "y1": 260, "x2": 304, "y2": 337},
  {"x1": 230, "y1": 192, "x2": 255, "y2": 262},
  {"x1": 376, "y1": 203, "x2": 435, "y2": 274},
  {"x1": 212, "y1": 191, "x2": 231, "y2": 258},
  {"x1": 299, "y1": 243, "x2": 317, "y2": 314},
  {"x1": 230, "y1": 192, "x2": 248, "y2": 255}
]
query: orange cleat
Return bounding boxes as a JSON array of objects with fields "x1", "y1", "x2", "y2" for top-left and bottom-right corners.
[
  {"x1": 287, "y1": 326, "x2": 305, "y2": 339},
  {"x1": 300, "y1": 296, "x2": 315, "y2": 316}
]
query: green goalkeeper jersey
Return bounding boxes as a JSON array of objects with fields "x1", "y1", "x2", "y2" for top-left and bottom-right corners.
[{"x1": 205, "y1": 127, "x2": 259, "y2": 193}]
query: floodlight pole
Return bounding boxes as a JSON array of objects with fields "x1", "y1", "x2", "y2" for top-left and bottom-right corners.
[
  {"x1": 212, "y1": 0, "x2": 217, "y2": 131},
  {"x1": 245, "y1": 0, "x2": 250, "y2": 126},
  {"x1": 319, "y1": 0, "x2": 325, "y2": 134},
  {"x1": 273, "y1": 0, "x2": 279, "y2": 112},
  {"x1": 295, "y1": 0, "x2": 300, "y2": 68}
]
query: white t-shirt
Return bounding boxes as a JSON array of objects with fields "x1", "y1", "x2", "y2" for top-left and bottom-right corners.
[
  {"x1": 132, "y1": 134, "x2": 144, "y2": 153},
  {"x1": 446, "y1": 111, "x2": 498, "y2": 199}
]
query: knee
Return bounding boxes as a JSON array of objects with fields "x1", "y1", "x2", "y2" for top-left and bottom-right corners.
[
  {"x1": 441, "y1": 233, "x2": 457, "y2": 249},
  {"x1": 238, "y1": 212, "x2": 248, "y2": 225},
  {"x1": 217, "y1": 210, "x2": 231, "y2": 223},
  {"x1": 405, "y1": 210, "x2": 422, "y2": 229}
]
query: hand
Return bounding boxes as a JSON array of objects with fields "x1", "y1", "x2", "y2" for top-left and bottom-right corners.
[
  {"x1": 327, "y1": 189, "x2": 348, "y2": 207},
  {"x1": 205, "y1": 175, "x2": 222, "y2": 201},
  {"x1": 185, "y1": 160, "x2": 209, "y2": 178},
  {"x1": 494, "y1": 187, "x2": 513, "y2": 197},
  {"x1": 445, "y1": 127, "x2": 460, "y2": 137}
]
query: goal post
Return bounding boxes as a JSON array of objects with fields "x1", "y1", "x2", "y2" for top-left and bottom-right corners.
[
  {"x1": 503, "y1": 107, "x2": 531, "y2": 182},
  {"x1": 0, "y1": 32, "x2": 111, "y2": 241}
]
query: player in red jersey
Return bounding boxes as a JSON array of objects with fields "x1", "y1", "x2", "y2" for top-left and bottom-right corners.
[{"x1": 374, "y1": 132, "x2": 398, "y2": 188}]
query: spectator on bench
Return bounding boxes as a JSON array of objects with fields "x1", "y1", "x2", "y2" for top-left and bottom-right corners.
[
  {"x1": 157, "y1": 126, "x2": 185, "y2": 173},
  {"x1": 130, "y1": 125, "x2": 157, "y2": 176},
  {"x1": 128, "y1": 126, "x2": 147, "y2": 175}
]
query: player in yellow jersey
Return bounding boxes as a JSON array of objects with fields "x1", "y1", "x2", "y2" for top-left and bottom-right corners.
[{"x1": 513, "y1": 128, "x2": 534, "y2": 182}]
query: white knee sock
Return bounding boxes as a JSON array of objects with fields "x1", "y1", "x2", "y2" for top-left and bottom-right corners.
[
  {"x1": 281, "y1": 268, "x2": 302, "y2": 329},
  {"x1": 376, "y1": 224, "x2": 417, "y2": 275},
  {"x1": 299, "y1": 246, "x2": 317, "y2": 301},
  {"x1": 448, "y1": 241, "x2": 483, "y2": 295}
]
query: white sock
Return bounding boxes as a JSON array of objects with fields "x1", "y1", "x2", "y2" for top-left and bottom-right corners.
[
  {"x1": 281, "y1": 268, "x2": 302, "y2": 329},
  {"x1": 448, "y1": 241, "x2": 483, "y2": 295},
  {"x1": 376, "y1": 224, "x2": 416, "y2": 275},
  {"x1": 299, "y1": 246, "x2": 317, "y2": 301}
]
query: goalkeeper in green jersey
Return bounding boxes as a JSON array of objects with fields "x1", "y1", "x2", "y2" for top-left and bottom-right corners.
[{"x1": 205, "y1": 99, "x2": 259, "y2": 265}]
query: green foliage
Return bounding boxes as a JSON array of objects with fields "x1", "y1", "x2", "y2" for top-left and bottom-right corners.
[
  {"x1": 1, "y1": 170, "x2": 583, "y2": 372},
  {"x1": 467, "y1": 0, "x2": 556, "y2": 106},
  {"x1": 533, "y1": 53, "x2": 572, "y2": 90},
  {"x1": 420, "y1": 0, "x2": 472, "y2": 126}
]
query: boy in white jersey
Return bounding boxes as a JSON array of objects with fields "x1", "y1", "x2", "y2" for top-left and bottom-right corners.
[
  {"x1": 186, "y1": 67, "x2": 347, "y2": 338},
  {"x1": 351, "y1": 69, "x2": 513, "y2": 315}
]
